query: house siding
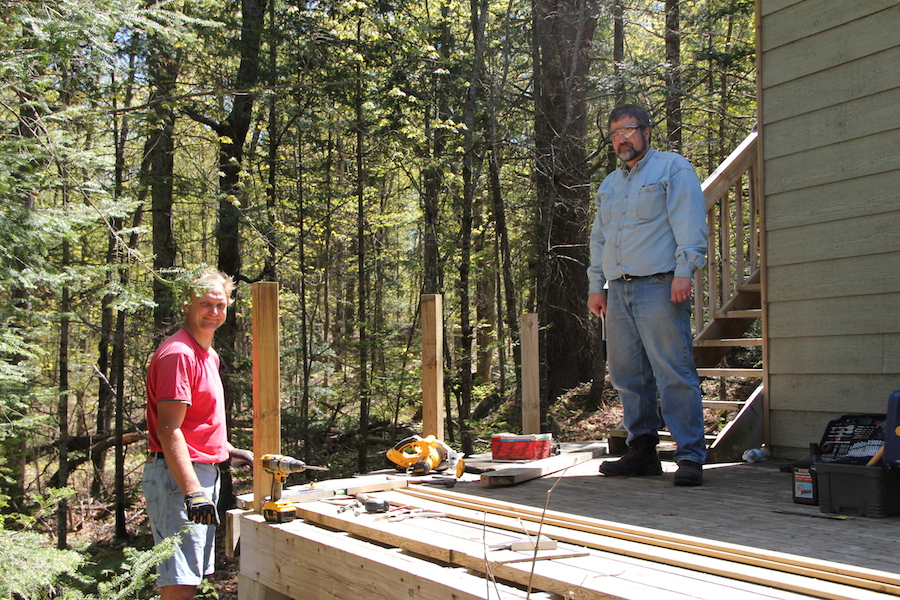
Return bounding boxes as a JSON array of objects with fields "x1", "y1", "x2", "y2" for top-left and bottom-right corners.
[{"x1": 760, "y1": 0, "x2": 900, "y2": 457}]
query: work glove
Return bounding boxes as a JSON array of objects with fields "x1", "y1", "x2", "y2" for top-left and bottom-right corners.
[
  {"x1": 229, "y1": 448, "x2": 254, "y2": 469},
  {"x1": 184, "y1": 490, "x2": 219, "y2": 525}
]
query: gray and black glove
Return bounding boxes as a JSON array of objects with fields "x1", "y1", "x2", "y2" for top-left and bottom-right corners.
[
  {"x1": 184, "y1": 491, "x2": 219, "y2": 525},
  {"x1": 229, "y1": 448, "x2": 254, "y2": 469}
]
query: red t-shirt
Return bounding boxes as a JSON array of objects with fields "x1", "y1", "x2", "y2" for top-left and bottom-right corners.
[{"x1": 146, "y1": 328, "x2": 229, "y2": 463}]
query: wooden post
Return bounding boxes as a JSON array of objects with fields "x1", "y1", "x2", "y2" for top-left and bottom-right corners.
[
  {"x1": 251, "y1": 282, "x2": 280, "y2": 513},
  {"x1": 520, "y1": 313, "x2": 540, "y2": 434},
  {"x1": 421, "y1": 294, "x2": 443, "y2": 439}
]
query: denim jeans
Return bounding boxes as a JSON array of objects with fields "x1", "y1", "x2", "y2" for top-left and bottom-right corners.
[
  {"x1": 142, "y1": 457, "x2": 220, "y2": 587},
  {"x1": 606, "y1": 272, "x2": 707, "y2": 464}
]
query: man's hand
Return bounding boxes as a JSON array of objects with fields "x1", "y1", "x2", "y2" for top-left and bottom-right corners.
[
  {"x1": 229, "y1": 448, "x2": 254, "y2": 469},
  {"x1": 588, "y1": 292, "x2": 607, "y2": 317},
  {"x1": 184, "y1": 491, "x2": 219, "y2": 525},
  {"x1": 670, "y1": 276, "x2": 693, "y2": 303}
]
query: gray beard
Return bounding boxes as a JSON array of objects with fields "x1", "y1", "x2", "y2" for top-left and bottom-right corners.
[{"x1": 617, "y1": 145, "x2": 637, "y2": 162}]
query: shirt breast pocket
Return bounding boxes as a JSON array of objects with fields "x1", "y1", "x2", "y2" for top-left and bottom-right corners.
[
  {"x1": 599, "y1": 192, "x2": 613, "y2": 223},
  {"x1": 636, "y1": 184, "x2": 666, "y2": 220}
]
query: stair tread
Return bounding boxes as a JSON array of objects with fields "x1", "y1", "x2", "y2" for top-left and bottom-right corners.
[
  {"x1": 702, "y1": 399, "x2": 746, "y2": 408},
  {"x1": 697, "y1": 367, "x2": 763, "y2": 378},
  {"x1": 694, "y1": 338, "x2": 763, "y2": 347},
  {"x1": 713, "y1": 309, "x2": 762, "y2": 319}
]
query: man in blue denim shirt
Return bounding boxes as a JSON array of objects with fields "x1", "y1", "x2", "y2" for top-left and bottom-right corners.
[{"x1": 587, "y1": 104, "x2": 707, "y2": 486}]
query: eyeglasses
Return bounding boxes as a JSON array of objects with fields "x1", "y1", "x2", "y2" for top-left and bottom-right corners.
[{"x1": 609, "y1": 125, "x2": 643, "y2": 141}]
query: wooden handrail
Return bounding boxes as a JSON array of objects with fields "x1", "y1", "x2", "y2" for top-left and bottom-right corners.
[
  {"x1": 702, "y1": 131, "x2": 758, "y2": 210},
  {"x1": 694, "y1": 131, "x2": 762, "y2": 335}
]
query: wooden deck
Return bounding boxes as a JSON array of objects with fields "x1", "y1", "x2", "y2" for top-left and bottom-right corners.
[
  {"x1": 234, "y1": 443, "x2": 900, "y2": 599},
  {"x1": 458, "y1": 443, "x2": 900, "y2": 575}
]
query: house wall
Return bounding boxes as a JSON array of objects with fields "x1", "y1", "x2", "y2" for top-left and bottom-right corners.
[{"x1": 759, "y1": 0, "x2": 900, "y2": 457}]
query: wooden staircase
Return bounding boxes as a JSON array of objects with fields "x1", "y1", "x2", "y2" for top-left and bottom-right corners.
[
  {"x1": 692, "y1": 268, "x2": 764, "y2": 462},
  {"x1": 608, "y1": 132, "x2": 766, "y2": 462}
]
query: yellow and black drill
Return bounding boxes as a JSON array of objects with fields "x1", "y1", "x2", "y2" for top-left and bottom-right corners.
[{"x1": 260, "y1": 453, "x2": 327, "y2": 523}]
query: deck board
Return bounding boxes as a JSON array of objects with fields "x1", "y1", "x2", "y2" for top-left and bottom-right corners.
[{"x1": 454, "y1": 446, "x2": 900, "y2": 576}]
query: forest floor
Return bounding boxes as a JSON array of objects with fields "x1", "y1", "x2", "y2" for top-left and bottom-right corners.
[{"x1": 77, "y1": 376, "x2": 756, "y2": 599}]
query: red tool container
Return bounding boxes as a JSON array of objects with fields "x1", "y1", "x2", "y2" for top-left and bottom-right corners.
[{"x1": 490, "y1": 433, "x2": 552, "y2": 461}]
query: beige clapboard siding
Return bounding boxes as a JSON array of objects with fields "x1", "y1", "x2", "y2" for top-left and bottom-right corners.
[
  {"x1": 766, "y1": 212, "x2": 900, "y2": 267},
  {"x1": 768, "y1": 294, "x2": 900, "y2": 338},
  {"x1": 760, "y1": 0, "x2": 896, "y2": 52},
  {"x1": 760, "y1": 0, "x2": 900, "y2": 455},
  {"x1": 766, "y1": 252, "x2": 900, "y2": 302},
  {"x1": 763, "y1": 46, "x2": 900, "y2": 125},
  {"x1": 762, "y1": 6, "x2": 898, "y2": 88},
  {"x1": 769, "y1": 409, "x2": 852, "y2": 455},
  {"x1": 768, "y1": 334, "x2": 900, "y2": 375},
  {"x1": 768, "y1": 375, "x2": 898, "y2": 413},
  {"x1": 764, "y1": 170, "x2": 899, "y2": 230},
  {"x1": 764, "y1": 88, "x2": 900, "y2": 161},
  {"x1": 759, "y1": 0, "x2": 799, "y2": 20},
  {"x1": 764, "y1": 128, "x2": 900, "y2": 196}
]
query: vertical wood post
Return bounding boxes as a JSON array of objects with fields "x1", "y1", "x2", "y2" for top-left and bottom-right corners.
[
  {"x1": 252, "y1": 282, "x2": 280, "y2": 513},
  {"x1": 520, "y1": 313, "x2": 540, "y2": 434},
  {"x1": 421, "y1": 294, "x2": 444, "y2": 439}
]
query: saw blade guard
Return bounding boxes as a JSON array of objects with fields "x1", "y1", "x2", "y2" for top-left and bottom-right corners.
[{"x1": 386, "y1": 435, "x2": 457, "y2": 473}]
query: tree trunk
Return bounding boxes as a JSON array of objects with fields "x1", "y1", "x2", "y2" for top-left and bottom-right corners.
[
  {"x1": 296, "y1": 137, "x2": 312, "y2": 457},
  {"x1": 355, "y1": 19, "x2": 371, "y2": 472},
  {"x1": 665, "y1": 0, "x2": 683, "y2": 153},
  {"x1": 607, "y1": 0, "x2": 625, "y2": 173},
  {"x1": 145, "y1": 32, "x2": 180, "y2": 339},
  {"x1": 57, "y1": 239, "x2": 70, "y2": 550},
  {"x1": 533, "y1": 0, "x2": 599, "y2": 419}
]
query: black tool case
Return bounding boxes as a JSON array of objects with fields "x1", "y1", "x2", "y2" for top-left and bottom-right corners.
[{"x1": 813, "y1": 413, "x2": 900, "y2": 517}]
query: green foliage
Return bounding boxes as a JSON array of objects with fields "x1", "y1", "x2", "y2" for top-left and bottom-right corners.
[
  {"x1": 0, "y1": 0, "x2": 757, "y2": 592},
  {"x1": 0, "y1": 528, "x2": 85, "y2": 600},
  {"x1": 0, "y1": 484, "x2": 179, "y2": 600}
]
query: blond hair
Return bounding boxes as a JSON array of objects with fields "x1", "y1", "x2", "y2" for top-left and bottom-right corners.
[{"x1": 186, "y1": 268, "x2": 236, "y2": 306}]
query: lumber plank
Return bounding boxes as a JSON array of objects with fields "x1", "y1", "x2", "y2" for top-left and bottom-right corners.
[
  {"x1": 239, "y1": 513, "x2": 531, "y2": 600},
  {"x1": 481, "y1": 449, "x2": 601, "y2": 487},
  {"x1": 225, "y1": 508, "x2": 247, "y2": 559},
  {"x1": 386, "y1": 488, "x2": 899, "y2": 600},
  {"x1": 420, "y1": 294, "x2": 443, "y2": 439},
  {"x1": 251, "y1": 282, "x2": 281, "y2": 513},
  {"x1": 293, "y1": 500, "x2": 804, "y2": 600},
  {"x1": 520, "y1": 313, "x2": 540, "y2": 434},
  {"x1": 404, "y1": 486, "x2": 900, "y2": 591},
  {"x1": 235, "y1": 474, "x2": 409, "y2": 509}
]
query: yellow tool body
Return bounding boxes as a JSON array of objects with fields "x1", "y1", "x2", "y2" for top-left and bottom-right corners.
[
  {"x1": 386, "y1": 435, "x2": 459, "y2": 476},
  {"x1": 260, "y1": 453, "x2": 327, "y2": 523}
]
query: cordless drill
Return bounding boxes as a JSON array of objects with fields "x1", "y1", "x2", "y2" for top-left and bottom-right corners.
[{"x1": 260, "y1": 454, "x2": 327, "y2": 523}]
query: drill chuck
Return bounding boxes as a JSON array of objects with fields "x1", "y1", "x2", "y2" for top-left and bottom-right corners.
[{"x1": 261, "y1": 453, "x2": 311, "y2": 475}]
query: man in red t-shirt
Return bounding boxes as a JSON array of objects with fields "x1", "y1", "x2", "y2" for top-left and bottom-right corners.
[{"x1": 142, "y1": 269, "x2": 252, "y2": 600}]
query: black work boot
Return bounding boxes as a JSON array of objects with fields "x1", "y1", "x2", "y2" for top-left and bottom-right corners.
[
  {"x1": 674, "y1": 460, "x2": 703, "y2": 486},
  {"x1": 599, "y1": 435, "x2": 663, "y2": 477}
]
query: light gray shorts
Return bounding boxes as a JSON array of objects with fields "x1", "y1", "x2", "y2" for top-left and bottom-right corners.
[{"x1": 142, "y1": 456, "x2": 220, "y2": 588}]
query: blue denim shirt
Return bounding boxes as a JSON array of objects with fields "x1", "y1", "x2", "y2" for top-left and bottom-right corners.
[{"x1": 588, "y1": 147, "x2": 708, "y2": 294}]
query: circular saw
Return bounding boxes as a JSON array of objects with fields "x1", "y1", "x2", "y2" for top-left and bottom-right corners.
[{"x1": 386, "y1": 435, "x2": 461, "y2": 476}]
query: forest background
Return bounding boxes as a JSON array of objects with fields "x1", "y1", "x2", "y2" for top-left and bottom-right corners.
[{"x1": 0, "y1": 0, "x2": 755, "y2": 597}]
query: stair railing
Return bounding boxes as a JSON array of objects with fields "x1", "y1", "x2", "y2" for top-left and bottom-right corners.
[{"x1": 693, "y1": 131, "x2": 761, "y2": 334}]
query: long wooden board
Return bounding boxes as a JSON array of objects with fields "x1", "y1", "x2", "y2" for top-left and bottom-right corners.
[
  {"x1": 400, "y1": 486, "x2": 900, "y2": 596},
  {"x1": 292, "y1": 498, "x2": 810, "y2": 600},
  {"x1": 238, "y1": 481, "x2": 900, "y2": 600},
  {"x1": 388, "y1": 489, "x2": 900, "y2": 600},
  {"x1": 480, "y1": 448, "x2": 603, "y2": 486},
  {"x1": 235, "y1": 474, "x2": 410, "y2": 509}
]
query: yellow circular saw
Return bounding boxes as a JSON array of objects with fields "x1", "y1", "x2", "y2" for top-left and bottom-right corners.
[{"x1": 386, "y1": 435, "x2": 461, "y2": 476}]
